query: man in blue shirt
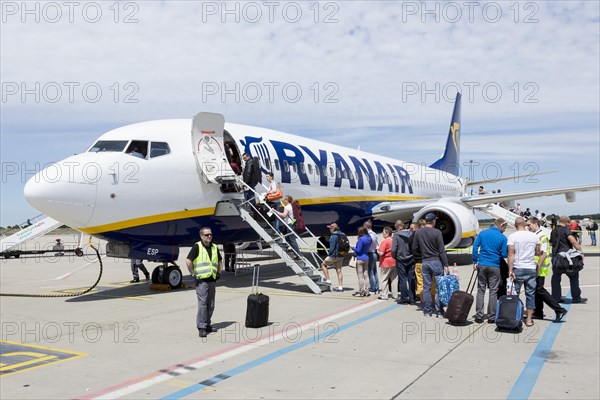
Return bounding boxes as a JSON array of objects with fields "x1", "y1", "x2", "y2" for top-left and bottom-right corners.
[{"x1": 472, "y1": 218, "x2": 508, "y2": 323}]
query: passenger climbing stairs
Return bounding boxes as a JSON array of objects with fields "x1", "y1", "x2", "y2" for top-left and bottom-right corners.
[{"x1": 215, "y1": 183, "x2": 328, "y2": 294}]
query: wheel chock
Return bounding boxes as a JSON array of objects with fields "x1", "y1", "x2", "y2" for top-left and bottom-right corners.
[{"x1": 150, "y1": 284, "x2": 172, "y2": 291}]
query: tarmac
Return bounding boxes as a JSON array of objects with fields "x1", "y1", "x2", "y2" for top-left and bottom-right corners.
[{"x1": 0, "y1": 233, "x2": 599, "y2": 400}]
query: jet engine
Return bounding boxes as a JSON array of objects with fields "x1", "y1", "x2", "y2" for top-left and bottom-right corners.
[{"x1": 414, "y1": 201, "x2": 479, "y2": 248}]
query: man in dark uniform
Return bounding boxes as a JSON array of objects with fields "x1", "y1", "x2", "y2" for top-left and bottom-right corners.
[
  {"x1": 242, "y1": 152, "x2": 261, "y2": 205},
  {"x1": 186, "y1": 227, "x2": 223, "y2": 338}
]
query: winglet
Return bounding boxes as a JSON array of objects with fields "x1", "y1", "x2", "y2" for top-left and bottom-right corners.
[{"x1": 429, "y1": 92, "x2": 461, "y2": 176}]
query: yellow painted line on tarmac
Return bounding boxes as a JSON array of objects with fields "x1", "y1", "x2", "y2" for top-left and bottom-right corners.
[
  {"x1": 57, "y1": 288, "x2": 99, "y2": 294},
  {"x1": 53, "y1": 284, "x2": 153, "y2": 300},
  {"x1": 0, "y1": 340, "x2": 87, "y2": 377},
  {"x1": 163, "y1": 379, "x2": 200, "y2": 389},
  {"x1": 88, "y1": 293, "x2": 151, "y2": 301}
]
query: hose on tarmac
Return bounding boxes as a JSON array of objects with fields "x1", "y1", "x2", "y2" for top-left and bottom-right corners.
[{"x1": 0, "y1": 238, "x2": 103, "y2": 298}]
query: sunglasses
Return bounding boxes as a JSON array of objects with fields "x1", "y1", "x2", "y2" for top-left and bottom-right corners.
[{"x1": 202, "y1": 233, "x2": 213, "y2": 237}]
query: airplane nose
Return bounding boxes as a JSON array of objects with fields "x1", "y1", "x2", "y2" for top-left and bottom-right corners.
[{"x1": 24, "y1": 162, "x2": 97, "y2": 228}]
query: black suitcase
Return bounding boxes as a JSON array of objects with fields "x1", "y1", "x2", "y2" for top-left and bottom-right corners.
[
  {"x1": 446, "y1": 269, "x2": 477, "y2": 325},
  {"x1": 495, "y1": 295, "x2": 523, "y2": 331},
  {"x1": 245, "y1": 265, "x2": 269, "y2": 328}
]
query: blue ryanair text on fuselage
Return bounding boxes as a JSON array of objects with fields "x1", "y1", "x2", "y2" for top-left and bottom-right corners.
[{"x1": 241, "y1": 136, "x2": 413, "y2": 194}]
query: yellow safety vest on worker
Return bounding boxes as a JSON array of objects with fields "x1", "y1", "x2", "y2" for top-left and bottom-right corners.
[
  {"x1": 535, "y1": 232, "x2": 551, "y2": 277},
  {"x1": 193, "y1": 242, "x2": 219, "y2": 280}
]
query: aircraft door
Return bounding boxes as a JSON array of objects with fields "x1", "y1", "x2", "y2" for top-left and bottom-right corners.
[{"x1": 191, "y1": 112, "x2": 236, "y2": 184}]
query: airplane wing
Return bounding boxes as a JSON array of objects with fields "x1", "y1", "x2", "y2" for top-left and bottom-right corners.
[
  {"x1": 371, "y1": 199, "x2": 434, "y2": 217},
  {"x1": 465, "y1": 171, "x2": 557, "y2": 187},
  {"x1": 371, "y1": 184, "x2": 599, "y2": 218},
  {"x1": 460, "y1": 184, "x2": 600, "y2": 206}
]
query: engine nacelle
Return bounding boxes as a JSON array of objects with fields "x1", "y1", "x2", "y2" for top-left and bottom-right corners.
[{"x1": 414, "y1": 201, "x2": 479, "y2": 248}]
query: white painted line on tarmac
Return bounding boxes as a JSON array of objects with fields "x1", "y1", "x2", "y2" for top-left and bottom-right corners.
[
  {"x1": 54, "y1": 256, "x2": 106, "y2": 280},
  {"x1": 81, "y1": 299, "x2": 381, "y2": 400}
]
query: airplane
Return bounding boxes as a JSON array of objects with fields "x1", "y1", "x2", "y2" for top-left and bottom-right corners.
[{"x1": 22, "y1": 93, "x2": 599, "y2": 287}]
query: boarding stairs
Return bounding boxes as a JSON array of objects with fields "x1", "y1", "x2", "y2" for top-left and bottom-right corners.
[
  {"x1": 215, "y1": 182, "x2": 328, "y2": 294},
  {"x1": 0, "y1": 214, "x2": 63, "y2": 254},
  {"x1": 190, "y1": 112, "x2": 328, "y2": 293},
  {"x1": 474, "y1": 203, "x2": 551, "y2": 236}
]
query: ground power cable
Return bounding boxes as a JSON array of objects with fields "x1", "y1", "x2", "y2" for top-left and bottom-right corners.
[{"x1": 0, "y1": 238, "x2": 103, "y2": 298}]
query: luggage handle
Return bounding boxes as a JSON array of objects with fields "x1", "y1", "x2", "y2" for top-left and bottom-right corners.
[
  {"x1": 466, "y1": 268, "x2": 479, "y2": 295},
  {"x1": 251, "y1": 264, "x2": 261, "y2": 294}
]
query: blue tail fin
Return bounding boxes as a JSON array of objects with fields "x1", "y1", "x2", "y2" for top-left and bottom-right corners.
[{"x1": 429, "y1": 93, "x2": 461, "y2": 176}]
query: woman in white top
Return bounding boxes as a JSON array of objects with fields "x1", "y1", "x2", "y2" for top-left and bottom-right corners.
[
  {"x1": 265, "y1": 172, "x2": 281, "y2": 205},
  {"x1": 272, "y1": 195, "x2": 301, "y2": 260}
]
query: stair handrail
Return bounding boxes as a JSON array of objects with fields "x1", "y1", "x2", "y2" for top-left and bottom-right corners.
[{"x1": 235, "y1": 178, "x2": 325, "y2": 268}]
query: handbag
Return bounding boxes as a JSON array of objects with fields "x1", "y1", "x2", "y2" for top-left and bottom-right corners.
[
  {"x1": 266, "y1": 187, "x2": 282, "y2": 201},
  {"x1": 506, "y1": 278, "x2": 518, "y2": 295},
  {"x1": 348, "y1": 256, "x2": 357, "y2": 268},
  {"x1": 553, "y1": 249, "x2": 584, "y2": 273}
]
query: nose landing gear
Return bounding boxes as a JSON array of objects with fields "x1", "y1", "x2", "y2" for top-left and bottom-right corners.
[{"x1": 151, "y1": 262, "x2": 183, "y2": 289}]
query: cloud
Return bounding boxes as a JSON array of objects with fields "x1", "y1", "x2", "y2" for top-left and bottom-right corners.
[{"x1": 1, "y1": 1, "x2": 598, "y2": 224}]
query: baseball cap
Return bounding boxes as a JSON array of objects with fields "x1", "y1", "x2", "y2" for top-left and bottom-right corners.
[
  {"x1": 327, "y1": 222, "x2": 339, "y2": 230},
  {"x1": 424, "y1": 212, "x2": 438, "y2": 222}
]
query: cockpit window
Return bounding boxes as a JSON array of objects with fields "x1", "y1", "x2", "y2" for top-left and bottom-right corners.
[
  {"x1": 88, "y1": 140, "x2": 128, "y2": 153},
  {"x1": 126, "y1": 141, "x2": 148, "y2": 158},
  {"x1": 149, "y1": 142, "x2": 170, "y2": 158}
]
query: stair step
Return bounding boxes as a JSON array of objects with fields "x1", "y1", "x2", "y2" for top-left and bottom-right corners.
[{"x1": 233, "y1": 197, "x2": 323, "y2": 294}]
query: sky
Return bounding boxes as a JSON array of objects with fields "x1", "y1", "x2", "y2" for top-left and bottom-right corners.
[{"x1": 1, "y1": 0, "x2": 599, "y2": 226}]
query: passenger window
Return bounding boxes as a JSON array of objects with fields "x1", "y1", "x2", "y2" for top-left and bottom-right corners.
[
  {"x1": 149, "y1": 142, "x2": 170, "y2": 158},
  {"x1": 329, "y1": 167, "x2": 334, "y2": 177},
  {"x1": 300, "y1": 163, "x2": 306, "y2": 174},
  {"x1": 274, "y1": 159, "x2": 280, "y2": 171},
  {"x1": 284, "y1": 160, "x2": 289, "y2": 172},
  {"x1": 307, "y1": 164, "x2": 313, "y2": 175},
  {"x1": 292, "y1": 161, "x2": 297, "y2": 173}
]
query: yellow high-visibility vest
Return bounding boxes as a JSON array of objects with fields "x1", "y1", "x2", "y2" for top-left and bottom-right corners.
[
  {"x1": 535, "y1": 232, "x2": 551, "y2": 277},
  {"x1": 193, "y1": 242, "x2": 218, "y2": 279}
]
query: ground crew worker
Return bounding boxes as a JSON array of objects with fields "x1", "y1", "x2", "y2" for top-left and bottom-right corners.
[
  {"x1": 130, "y1": 259, "x2": 150, "y2": 283},
  {"x1": 186, "y1": 227, "x2": 222, "y2": 338},
  {"x1": 53, "y1": 238, "x2": 65, "y2": 256},
  {"x1": 528, "y1": 217, "x2": 568, "y2": 322}
]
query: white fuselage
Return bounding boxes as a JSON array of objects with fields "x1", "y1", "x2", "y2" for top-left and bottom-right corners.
[{"x1": 24, "y1": 119, "x2": 466, "y2": 248}]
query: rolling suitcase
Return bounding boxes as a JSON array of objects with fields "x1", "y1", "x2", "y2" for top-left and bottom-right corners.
[
  {"x1": 436, "y1": 272, "x2": 460, "y2": 306},
  {"x1": 245, "y1": 265, "x2": 269, "y2": 328},
  {"x1": 495, "y1": 295, "x2": 523, "y2": 331},
  {"x1": 446, "y1": 269, "x2": 477, "y2": 325}
]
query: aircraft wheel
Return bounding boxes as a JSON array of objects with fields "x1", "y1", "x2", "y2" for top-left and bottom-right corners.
[
  {"x1": 151, "y1": 266, "x2": 161, "y2": 284},
  {"x1": 162, "y1": 266, "x2": 183, "y2": 289},
  {"x1": 75, "y1": 248, "x2": 84, "y2": 257}
]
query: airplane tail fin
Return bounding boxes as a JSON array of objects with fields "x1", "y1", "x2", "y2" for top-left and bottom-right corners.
[{"x1": 429, "y1": 92, "x2": 461, "y2": 176}]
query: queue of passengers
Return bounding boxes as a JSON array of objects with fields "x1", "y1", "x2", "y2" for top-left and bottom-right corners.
[
  {"x1": 323, "y1": 214, "x2": 589, "y2": 325},
  {"x1": 243, "y1": 172, "x2": 590, "y2": 326}
]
